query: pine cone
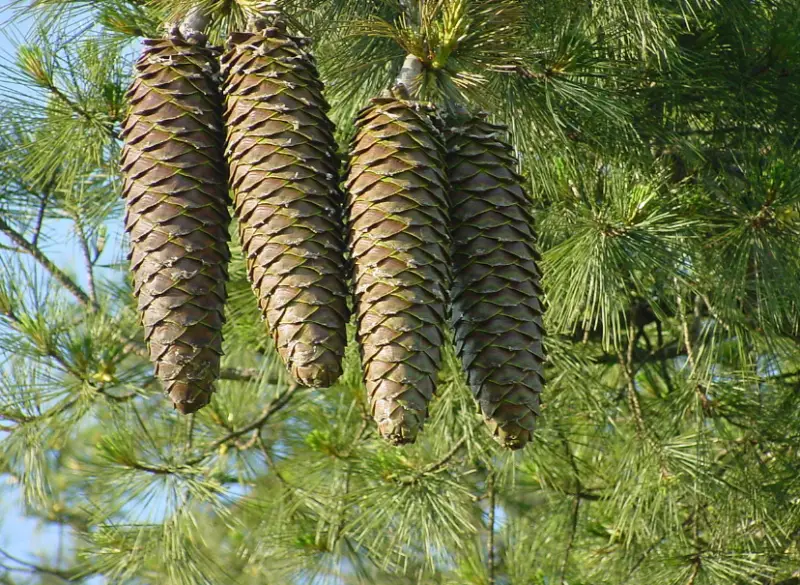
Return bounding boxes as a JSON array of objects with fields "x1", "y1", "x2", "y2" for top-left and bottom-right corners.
[
  {"x1": 445, "y1": 114, "x2": 545, "y2": 449},
  {"x1": 221, "y1": 22, "x2": 349, "y2": 388},
  {"x1": 345, "y1": 91, "x2": 450, "y2": 444},
  {"x1": 120, "y1": 35, "x2": 230, "y2": 414}
]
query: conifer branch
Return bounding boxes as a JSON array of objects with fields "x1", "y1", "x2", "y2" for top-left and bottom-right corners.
[
  {"x1": 44, "y1": 80, "x2": 119, "y2": 141},
  {"x1": 256, "y1": 434, "x2": 326, "y2": 506},
  {"x1": 618, "y1": 327, "x2": 652, "y2": 444},
  {"x1": 487, "y1": 471, "x2": 496, "y2": 585},
  {"x1": 186, "y1": 383, "x2": 301, "y2": 464},
  {"x1": 686, "y1": 557, "x2": 701, "y2": 585},
  {"x1": 218, "y1": 366, "x2": 264, "y2": 382},
  {"x1": 0, "y1": 216, "x2": 94, "y2": 309},
  {"x1": 31, "y1": 189, "x2": 50, "y2": 247},
  {"x1": 560, "y1": 433, "x2": 581, "y2": 585},
  {"x1": 396, "y1": 54, "x2": 423, "y2": 90},
  {"x1": 0, "y1": 548, "x2": 87, "y2": 582},
  {"x1": 390, "y1": 432, "x2": 473, "y2": 484},
  {"x1": 421, "y1": 435, "x2": 469, "y2": 474},
  {"x1": 676, "y1": 290, "x2": 697, "y2": 372},
  {"x1": 74, "y1": 220, "x2": 96, "y2": 305}
]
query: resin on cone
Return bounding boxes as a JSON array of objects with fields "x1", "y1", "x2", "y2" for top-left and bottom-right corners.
[
  {"x1": 221, "y1": 17, "x2": 349, "y2": 388},
  {"x1": 345, "y1": 88, "x2": 450, "y2": 444},
  {"x1": 120, "y1": 30, "x2": 230, "y2": 414},
  {"x1": 445, "y1": 112, "x2": 545, "y2": 449}
]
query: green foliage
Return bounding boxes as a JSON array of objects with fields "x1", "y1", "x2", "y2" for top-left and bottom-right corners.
[{"x1": 2, "y1": 0, "x2": 800, "y2": 584}]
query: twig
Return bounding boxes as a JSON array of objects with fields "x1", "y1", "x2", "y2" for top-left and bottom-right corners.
[
  {"x1": 676, "y1": 291, "x2": 696, "y2": 371},
  {"x1": 396, "y1": 54, "x2": 423, "y2": 91},
  {"x1": 45, "y1": 81, "x2": 118, "y2": 140},
  {"x1": 339, "y1": 416, "x2": 371, "y2": 458},
  {"x1": 0, "y1": 548, "x2": 84, "y2": 582},
  {"x1": 487, "y1": 471, "x2": 496, "y2": 585},
  {"x1": 186, "y1": 383, "x2": 301, "y2": 465},
  {"x1": 257, "y1": 434, "x2": 325, "y2": 506},
  {"x1": 592, "y1": 340, "x2": 683, "y2": 365},
  {"x1": 560, "y1": 433, "x2": 581, "y2": 585},
  {"x1": 0, "y1": 216, "x2": 94, "y2": 308},
  {"x1": 74, "y1": 221, "x2": 96, "y2": 305},
  {"x1": 422, "y1": 435, "x2": 469, "y2": 474},
  {"x1": 677, "y1": 290, "x2": 710, "y2": 409},
  {"x1": 686, "y1": 557, "x2": 701, "y2": 585},
  {"x1": 390, "y1": 428, "x2": 477, "y2": 485},
  {"x1": 31, "y1": 188, "x2": 50, "y2": 246},
  {"x1": 186, "y1": 413, "x2": 195, "y2": 451},
  {"x1": 219, "y1": 367, "x2": 263, "y2": 382},
  {"x1": 617, "y1": 325, "x2": 651, "y2": 443},
  {"x1": 621, "y1": 539, "x2": 663, "y2": 584}
]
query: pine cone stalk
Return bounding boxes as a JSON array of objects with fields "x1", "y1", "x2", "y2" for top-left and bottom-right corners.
[
  {"x1": 445, "y1": 112, "x2": 545, "y2": 449},
  {"x1": 120, "y1": 27, "x2": 230, "y2": 413},
  {"x1": 345, "y1": 88, "x2": 450, "y2": 444},
  {"x1": 221, "y1": 15, "x2": 349, "y2": 387}
]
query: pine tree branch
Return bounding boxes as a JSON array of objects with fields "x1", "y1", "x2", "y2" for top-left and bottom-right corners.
[
  {"x1": 74, "y1": 220, "x2": 96, "y2": 305},
  {"x1": 677, "y1": 290, "x2": 697, "y2": 372},
  {"x1": 0, "y1": 306, "x2": 81, "y2": 378},
  {"x1": 593, "y1": 341, "x2": 684, "y2": 365},
  {"x1": 256, "y1": 434, "x2": 327, "y2": 507},
  {"x1": 218, "y1": 366, "x2": 264, "y2": 382},
  {"x1": 560, "y1": 433, "x2": 582, "y2": 585},
  {"x1": 618, "y1": 327, "x2": 655, "y2": 445},
  {"x1": 421, "y1": 435, "x2": 469, "y2": 475},
  {"x1": 686, "y1": 556, "x2": 701, "y2": 585},
  {"x1": 487, "y1": 471, "x2": 496, "y2": 585},
  {"x1": 0, "y1": 216, "x2": 94, "y2": 309},
  {"x1": 390, "y1": 430, "x2": 475, "y2": 484},
  {"x1": 621, "y1": 539, "x2": 663, "y2": 585},
  {"x1": 396, "y1": 54, "x2": 423, "y2": 90},
  {"x1": 31, "y1": 188, "x2": 50, "y2": 247},
  {"x1": 44, "y1": 80, "x2": 118, "y2": 141},
  {"x1": 186, "y1": 382, "x2": 302, "y2": 465},
  {"x1": 0, "y1": 548, "x2": 88, "y2": 583}
]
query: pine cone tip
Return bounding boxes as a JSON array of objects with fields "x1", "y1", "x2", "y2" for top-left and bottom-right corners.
[
  {"x1": 292, "y1": 362, "x2": 342, "y2": 389},
  {"x1": 493, "y1": 425, "x2": 532, "y2": 450},
  {"x1": 375, "y1": 406, "x2": 424, "y2": 445},
  {"x1": 380, "y1": 423, "x2": 419, "y2": 446},
  {"x1": 169, "y1": 383, "x2": 213, "y2": 414},
  {"x1": 485, "y1": 408, "x2": 537, "y2": 450}
]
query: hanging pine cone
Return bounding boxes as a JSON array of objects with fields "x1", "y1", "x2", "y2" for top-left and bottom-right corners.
[
  {"x1": 221, "y1": 16, "x2": 349, "y2": 388},
  {"x1": 444, "y1": 112, "x2": 545, "y2": 449},
  {"x1": 120, "y1": 31, "x2": 230, "y2": 414},
  {"x1": 345, "y1": 89, "x2": 450, "y2": 444}
]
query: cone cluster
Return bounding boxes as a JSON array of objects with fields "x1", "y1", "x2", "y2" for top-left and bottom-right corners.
[{"x1": 120, "y1": 13, "x2": 545, "y2": 448}]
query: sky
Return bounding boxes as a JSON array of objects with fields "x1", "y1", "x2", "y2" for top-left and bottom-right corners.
[{"x1": 0, "y1": 5, "x2": 111, "y2": 582}]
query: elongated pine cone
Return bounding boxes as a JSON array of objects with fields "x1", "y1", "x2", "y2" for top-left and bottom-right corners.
[
  {"x1": 120, "y1": 34, "x2": 230, "y2": 414},
  {"x1": 221, "y1": 20, "x2": 349, "y2": 388},
  {"x1": 345, "y1": 91, "x2": 450, "y2": 444},
  {"x1": 445, "y1": 113, "x2": 545, "y2": 449}
]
